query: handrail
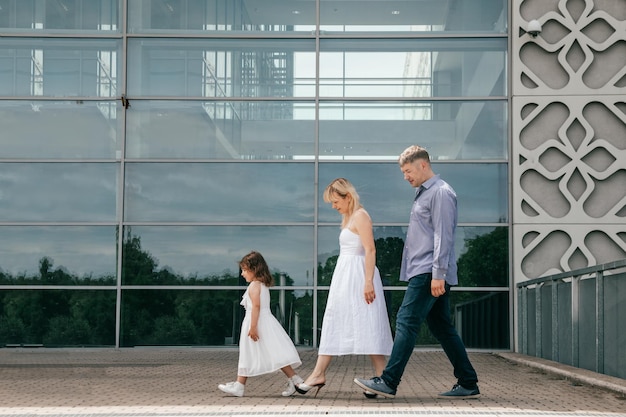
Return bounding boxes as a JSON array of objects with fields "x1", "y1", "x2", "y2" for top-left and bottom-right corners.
[
  {"x1": 517, "y1": 258, "x2": 626, "y2": 379},
  {"x1": 517, "y1": 259, "x2": 626, "y2": 289}
]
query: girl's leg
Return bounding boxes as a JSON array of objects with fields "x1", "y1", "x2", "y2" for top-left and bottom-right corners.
[
  {"x1": 303, "y1": 354, "x2": 332, "y2": 386},
  {"x1": 236, "y1": 376, "x2": 248, "y2": 384},
  {"x1": 369, "y1": 354, "x2": 387, "y2": 376},
  {"x1": 280, "y1": 365, "x2": 296, "y2": 379},
  {"x1": 280, "y1": 365, "x2": 304, "y2": 396}
]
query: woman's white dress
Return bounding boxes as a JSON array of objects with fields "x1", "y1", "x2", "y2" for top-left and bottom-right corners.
[
  {"x1": 238, "y1": 282, "x2": 302, "y2": 377},
  {"x1": 318, "y1": 227, "x2": 394, "y2": 355}
]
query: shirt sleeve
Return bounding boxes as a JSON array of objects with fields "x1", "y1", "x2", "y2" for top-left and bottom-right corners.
[{"x1": 430, "y1": 186, "x2": 457, "y2": 280}]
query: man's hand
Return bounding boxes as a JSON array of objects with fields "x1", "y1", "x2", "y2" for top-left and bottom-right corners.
[{"x1": 431, "y1": 278, "x2": 446, "y2": 297}]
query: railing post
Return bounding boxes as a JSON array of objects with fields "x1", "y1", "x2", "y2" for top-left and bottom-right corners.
[
  {"x1": 519, "y1": 286, "x2": 527, "y2": 354},
  {"x1": 551, "y1": 280, "x2": 559, "y2": 362},
  {"x1": 596, "y1": 271, "x2": 604, "y2": 374},
  {"x1": 571, "y1": 275, "x2": 580, "y2": 368},
  {"x1": 516, "y1": 259, "x2": 626, "y2": 378},
  {"x1": 535, "y1": 283, "x2": 543, "y2": 358}
]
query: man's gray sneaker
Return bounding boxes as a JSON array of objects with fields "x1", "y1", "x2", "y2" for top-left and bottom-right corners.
[
  {"x1": 353, "y1": 377, "x2": 396, "y2": 398},
  {"x1": 438, "y1": 384, "x2": 480, "y2": 398}
]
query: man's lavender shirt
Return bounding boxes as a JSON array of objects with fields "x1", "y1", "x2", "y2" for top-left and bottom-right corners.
[{"x1": 399, "y1": 174, "x2": 458, "y2": 285}]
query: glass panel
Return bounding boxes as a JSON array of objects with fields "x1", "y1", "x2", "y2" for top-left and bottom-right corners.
[
  {"x1": 0, "y1": 38, "x2": 120, "y2": 97},
  {"x1": 319, "y1": 101, "x2": 507, "y2": 160},
  {"x1": 0, "y1": 226, "x2": 117, "y2": 285},
  {"x1": 127, "y1": 38, "x2": 315, "y2": 98},
  {"x1": 317, "y1": 226, "x2": 401, "y2": 287},
  {"x1": 319, "y1": 226, "x2": 508, "y2": 288},
  {"x1": 449, "y1": 291, "x2": 509, "y2": 349},
  {"x1": 320, "y1": 0, "x2": 507, "y2": 33},
  {"x1": 0, "y1": 0, "x2": 119, "y2": 32},
  {"x1": 321, "y1": 290, "x2": 509, "y2": 349},
  {"x1": 0, "y1": 289, "x2": 116, "y2": 347},
  {"x1": 124, "y1": 162, "x2": 314, "y2": 222},
  {"x1": 120, "y1": 288, "x2": 312, "y2": 346},
  {"x1": 0, "y1": 163, "x2": 118, "y2": 222},
  {"x1": 126, "y1": 100, "x2": 315, "y2": 159},
  {"x1": 319, "y1": 38, "x2": 507, "y2": 98},
  {"x1": 128, "y1": 0, "x2": 315, "y2": 33},
  {"x1": 457, "y1": 226, "x2": 509, "y2": 287},
  {"x1": 121, "y1": 226, "x2": 314, "y2": 286},
  {"x1": 0, "y1": 100, "x2": 121, "y2": 159},
  {"x1": 319, "y1": 163, "x2": 508, "y2": 223}
]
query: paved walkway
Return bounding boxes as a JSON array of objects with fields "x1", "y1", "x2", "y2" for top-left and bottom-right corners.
[{"x1": 1, "y1": 348, "x2": 625, "y2": 417}]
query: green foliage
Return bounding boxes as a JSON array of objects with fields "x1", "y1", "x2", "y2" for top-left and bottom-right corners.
[
  {"x1": 0, "y1": 227, "x2": 509, "y2": 347},
  {"x1": 0, "y1": 316, "x2": 26, "y2": 344},
  {"x1": 375, "y1": 236, "x2": 405, "y2": 285},
  {"x1": 43, "y1": 316, "x2": 91, "y2": 346},
  {"x1": 458, "y1": 227, "x2": 509, "y2": 287},
  {"x1": 149, "y1": 316, "x2": 198, "y2": 345}
]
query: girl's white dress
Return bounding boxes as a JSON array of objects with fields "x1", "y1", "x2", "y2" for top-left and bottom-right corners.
[
  {"x1": 318, "y1": 227, "x2": 394, "y2": 355},
  {"x1": 238, "y1": 282, "x2": 301, "y2": 376}
]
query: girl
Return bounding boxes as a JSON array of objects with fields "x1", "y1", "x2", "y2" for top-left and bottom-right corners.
[{"x1": 218, "y1": 251, "x2": 303, "y2": 397}]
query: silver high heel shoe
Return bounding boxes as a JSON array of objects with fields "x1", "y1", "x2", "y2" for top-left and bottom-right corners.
[{"x1": 295, "y1": 381, "x2": 326, "y2": 398}]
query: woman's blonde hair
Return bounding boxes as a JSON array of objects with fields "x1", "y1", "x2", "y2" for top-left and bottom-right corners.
[{"x1": 323, "y1": 178, "x2": 362, "y2": 225}]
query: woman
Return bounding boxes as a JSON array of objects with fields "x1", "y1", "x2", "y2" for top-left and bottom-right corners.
[{"x1": 297, "y1": 178, "x2": 393, "y2": 398}]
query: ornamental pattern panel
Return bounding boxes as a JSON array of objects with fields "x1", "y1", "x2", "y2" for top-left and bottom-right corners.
[
  {"x1": 512, "y1": 0, "x2": 626, "y2": 280},
  {"x1": 513, "y1": 0, "x2": 626, "y2": 96},
  {"x1": 512, "y1": 95, "x2": 626, "y2": 280},
  {"x1": 513, "y1": 96, "x2": 626, "y2": 223},
  {"x1": 513, "y1": 224, "x2": 626, "y2": 283}
]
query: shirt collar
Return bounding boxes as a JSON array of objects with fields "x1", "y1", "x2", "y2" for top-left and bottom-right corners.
[{"x1": 415, "y1": 174, "x2": 440, "y2": 197}]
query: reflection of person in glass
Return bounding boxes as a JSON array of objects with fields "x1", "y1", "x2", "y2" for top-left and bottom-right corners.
[
  {"x1": 218, "y1": 251, "x2": 303, "y2": 397},
  {"x1": 296, "y1": 178, "x2": 393, "y2": 398},
  {"x1": 354, "y1": 145, "x2": 480, "y2": 399}
]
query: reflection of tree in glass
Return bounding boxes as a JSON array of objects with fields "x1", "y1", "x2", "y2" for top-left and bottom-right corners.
[
  {"x1": 457, "y1": 227, "x2": 508, "y2": 289},
  {"x1": 452, "y1": 227, "x2": 509, "y2": 349},
  {"x1": 0, "y1": 290, "x2": 116, "y2": 347},
  {"x1": 119, "y1": 229, "x2": 306, "y2": 347},
  {"x1": 0, "y1": 228, "x2": 509, "y2": 348},
  {"x1": 317, "y1": 231, "x2": 508, "y2": 347},
  {"x1": 0, "y1": 250, "x2": 117, "y2": 346},
  {"x1": 317, "y1": 236, "x2": 406, "y2": 338}
]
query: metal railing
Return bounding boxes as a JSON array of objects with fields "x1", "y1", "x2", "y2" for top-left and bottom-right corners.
[{"x1": 517, "y1": 259, "x2": 626, "y2": 379}]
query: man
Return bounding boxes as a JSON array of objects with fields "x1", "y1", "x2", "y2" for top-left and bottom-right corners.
[{"x1": 353, "y1": 145, "x2": 480, "y2": 399}]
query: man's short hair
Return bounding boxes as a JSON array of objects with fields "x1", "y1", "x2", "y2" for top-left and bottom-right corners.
[{"x1": 398, "y1": 145, "x2": 430, "y2": 166}]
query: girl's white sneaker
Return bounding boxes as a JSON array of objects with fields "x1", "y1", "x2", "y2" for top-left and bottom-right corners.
[
  {"x1": 218, "y1": 381, "x2": 245, "y2": 397},
  {"x1": 282, "y1": 375, "x2": 304, "y2": 396}
]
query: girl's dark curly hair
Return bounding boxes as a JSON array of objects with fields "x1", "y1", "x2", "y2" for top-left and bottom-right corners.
[{"x1": 239, "y1": 251, "x2": 274, "y2": 287}]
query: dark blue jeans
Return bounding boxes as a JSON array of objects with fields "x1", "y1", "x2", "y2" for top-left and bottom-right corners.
[{"x1": 381, "y1": 273, "x2": 478, "y2": 390}]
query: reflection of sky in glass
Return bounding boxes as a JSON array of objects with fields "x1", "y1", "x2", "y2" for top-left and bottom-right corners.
[
  {"x1": 319, "y1": 225, "x2": 500, "y2": 275},
  {"x1": 124, "y1": 163, "x2": 315, "y2": 222},
  {"x1": 0, "y1": 163, "x2": 118, "y2": 222},
  {"x1": 0, "y1": 101, "x2": 120, "y2": 159},
  {"x1": 319, "y1": 163, "x2": 507, "y2": 223},
  {"x1": 0, "y1": 226, "x2": 116, "y2": 278},
  {"x1": 126, "y1": 226, "x2": 314, "y2": 286},
  {"x1": 0, "y1": 225, "x2": 501, "y2": 286}
]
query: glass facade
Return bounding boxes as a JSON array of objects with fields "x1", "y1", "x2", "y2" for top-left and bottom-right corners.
[{"x1": 0, "y1": 0, "x2": 510, "y2": 349}]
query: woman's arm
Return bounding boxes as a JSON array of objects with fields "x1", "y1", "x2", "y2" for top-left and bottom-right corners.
[
  {"x1": 248, "y1": 281, "x2": 261, "y2": 341},
  {"x1": 352, "y1": 209, "x2": 376, "y2": 304}
]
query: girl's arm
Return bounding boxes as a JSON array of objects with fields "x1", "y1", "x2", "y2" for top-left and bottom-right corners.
[
  {"x1": 248, "y1": 281, "x2": 261, "y2": 341},
  {"x1": 352, "y1": 209, "x2": 376, "y2": 304}
]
